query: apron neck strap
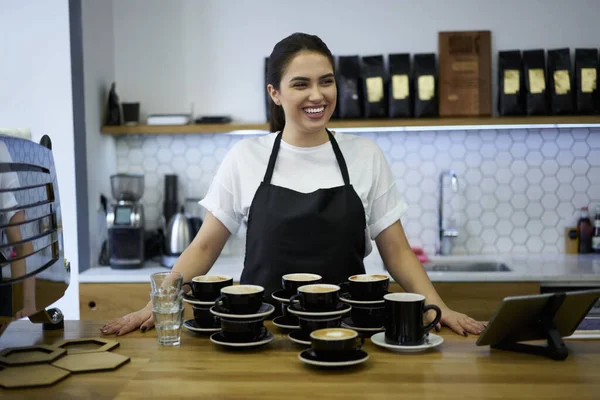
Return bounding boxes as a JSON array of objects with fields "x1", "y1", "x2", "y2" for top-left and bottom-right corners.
[
  {"x1": 264, "y1": 129, "x2": 351, "y2": 186},
  {"x1": 326, "y1": 129, "x2": 350, "y2": 185}
]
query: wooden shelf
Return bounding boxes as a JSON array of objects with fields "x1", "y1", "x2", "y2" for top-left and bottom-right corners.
[{"x1": 100, "y1": 115, "x2": 600, "y2": 135}]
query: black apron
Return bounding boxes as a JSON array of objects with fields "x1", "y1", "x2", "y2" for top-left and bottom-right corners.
[{"x1": 241, "y1": 129, "x2": 366, "y2": 318}]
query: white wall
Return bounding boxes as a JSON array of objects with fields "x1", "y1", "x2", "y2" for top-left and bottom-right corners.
[
  {"x1": 82, "y1": 0, "x2": 117, "y2": 270},
  {"x1": 0, "y1": 0, "x2": 80, "y2": 319},
  {"x1": 113, "y1": 0, "x2": 600, "y2": 123}
]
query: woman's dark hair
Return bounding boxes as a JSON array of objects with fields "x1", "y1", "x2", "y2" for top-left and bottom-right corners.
[{"x1": 267, "y1": 33, "x2": 335, "y2": 132}]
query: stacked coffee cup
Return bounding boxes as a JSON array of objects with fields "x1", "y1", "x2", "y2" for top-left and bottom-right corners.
[
  {"x1": 286, "y1": 280, "x2": 352, "y2": 346},
  {"x1": 182, "y1": 275, "x2": 233, "y2": 334},
  {"x1": 208, "y1": 284, "x2": 275, "y2": 348},
  {"x1": 271, "y1": 273, "x2": 322, "y2": 330},
  {"x1": 338, "y1": 274, "x2": 389, "y2": 336}
]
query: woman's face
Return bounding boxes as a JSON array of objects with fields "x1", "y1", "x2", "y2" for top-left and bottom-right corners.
[{"x1": 269, "y1": 51, "x2": 337, "y2": 133}]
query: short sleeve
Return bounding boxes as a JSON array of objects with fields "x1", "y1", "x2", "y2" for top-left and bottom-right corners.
[
  {"x1": 198, "y1": 144, "x2": 244, "y2": 234},
  {"x1": 366, "y1": 146, "x2": 408, "y2": 240}
]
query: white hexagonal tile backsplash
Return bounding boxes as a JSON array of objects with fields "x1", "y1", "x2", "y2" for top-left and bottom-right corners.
[{"x1": 115, "y1": 128, "x2": 600, "y2": 256}]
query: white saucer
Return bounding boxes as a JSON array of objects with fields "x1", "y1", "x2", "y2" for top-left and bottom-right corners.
[
  {"x1": 183, "y1": 319, "x2": 221, "y2": 333},
  {"x1": 370, "y1": 332, "x2": 444, "y2": 353},
  {"x1": 272, "y1": 316, "x2": 300, "y2": 330},
  {"x1": 298, "y1": 348, "x2": 369, "y2": 367},
  {"x1": 210, "y1": 303, "x2": 275, "y2": 319},
  {"x1": 287, "y1": 302, "x2": 352, "y2": 317},
  {"x1": 210, "y1": 331, "x2": 275, "y2": 348}
]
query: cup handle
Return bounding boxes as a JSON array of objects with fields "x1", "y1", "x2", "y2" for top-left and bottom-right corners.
[
  {"x1": 422, "y1": 304, "x2": 442, "y2": 333},
  {"x1": 215, "y1": 294, "x2": 229, "y2": 311},
  {"x1": 338, "y1": 282, "x2": 350, "y2": 295},
  {"x1": 356, "y1": 336, "x2": 365, "y2": 351},
  {"x1": 289, "y1": 294, "x2": 301, "y2": 305},
  {"x1": 182, "y1": 282, "x2": 192, "y2": 294}
]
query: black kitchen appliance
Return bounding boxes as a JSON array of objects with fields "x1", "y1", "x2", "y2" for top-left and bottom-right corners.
[{"x1": 106, "y1": 174, "x2": 145, "y2": 269}]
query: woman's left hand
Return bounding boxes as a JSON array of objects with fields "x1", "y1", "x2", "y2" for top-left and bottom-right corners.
[{"x1": 429, "y1": 307, "x2": 486, "y2": 336}]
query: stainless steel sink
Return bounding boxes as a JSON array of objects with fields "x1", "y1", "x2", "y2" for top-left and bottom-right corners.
[{"x1": 423, "y1": 262, "x2": 511, "y2": 272}]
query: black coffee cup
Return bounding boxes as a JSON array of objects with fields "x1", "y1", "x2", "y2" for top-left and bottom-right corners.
[
  {"x1": 350, "y1": 304, "x2": 385, "y2": 328},
  {"x1": 310, "y1": 328, "x2": 364, "y2": 360},
  {"x1": 183, "y1": 275, "x2": 233, "y2": 302},
  {"x1": 298, "y1": 315, "x2": 341, "y2": 334},
  {"x1": 339, "y1": 274, "x2": 389, "y2": 301},
  {"x1": 384, "y1": 293, "x2": 442, "y2": 346},
  {"x1": 193, "y1": 305, "x2": 218, "y2": 327},
  {"x1": 289, "y1": 284, "x2": 340, "y2": 312},
  {"x1": 281, "y1": 273, "x2": 322, "y2": 295},
  {"x1": 220, "y1": 317, "x2": 265, "y2": 342},
  {"x1": 215, "y1": 285, "x2": 264, "y2": 315}
]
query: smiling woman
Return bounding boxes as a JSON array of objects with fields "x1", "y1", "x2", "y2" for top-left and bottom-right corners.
[
  {"x1": 102, "y1": 32, "x2": 486, "y2": 338},
  {"x1": 265, "y1": 33, "x2": 337, "y2": 147}
]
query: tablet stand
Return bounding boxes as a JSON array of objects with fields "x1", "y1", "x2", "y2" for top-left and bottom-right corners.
[{"x1": 491, "y1": 293, "x2": 569, "y2": 361}]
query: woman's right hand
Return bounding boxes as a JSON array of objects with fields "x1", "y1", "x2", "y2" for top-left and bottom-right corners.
[{"x1": 101, "y1": 303, "x2": 154, "y2": 336}]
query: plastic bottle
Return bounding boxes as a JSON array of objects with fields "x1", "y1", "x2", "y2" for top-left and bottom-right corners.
[
  {"x1": 592, "y1": 205, "x2": 600, "y2": 254},
  {"x1": 577, "y1": 207, "x2": 593, "y2": 253}
]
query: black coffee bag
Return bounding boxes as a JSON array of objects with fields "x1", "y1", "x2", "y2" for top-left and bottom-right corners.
[
  {"x1": 574, "y1": 49, "x2": 599, "y2": 114},
  {"x1": 523, "y1": 49, "x2": 548, "y2": 115},
  {"x1": 361, "y1": 55, "x2": 387, "y2": 118},
  {"x1": 336, "y1": 56, "x2": 363, "y2": 118},
  {"x1": 498, "y1": 50, "x2": 524, "y2": 116},
  {"x1": 413, "y1": 54, "x2": 438, "y2": 117},
  {"x1": 388, "y1": 53, "x2": 412, "y2": 118},
  {"x1": 106, "y1": 82, "x2": 121, "y2": 125},
  {"x1": 548, "y1": 48, "x2": 574, "y2": 115}
]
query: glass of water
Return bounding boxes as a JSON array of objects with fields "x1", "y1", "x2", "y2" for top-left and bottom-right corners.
[
  {"x1": 151, "y1": 291, "x2": 184, "y2": 346},
  {"x1": 150, "y1": 271, "x2": 184, "y2": 295},
  {"x1": 150, "y1": 272, "x2": 185, "y2": 346}
]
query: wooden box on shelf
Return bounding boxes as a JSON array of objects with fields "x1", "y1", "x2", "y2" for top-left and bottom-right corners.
[{"x1": 438, "y1": 30, "x2": 492, "y2": 117}]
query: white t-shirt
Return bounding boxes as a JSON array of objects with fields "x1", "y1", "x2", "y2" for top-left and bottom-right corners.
[{"x1": 199, "y1": 131, "x2": 408, "y2": 257}]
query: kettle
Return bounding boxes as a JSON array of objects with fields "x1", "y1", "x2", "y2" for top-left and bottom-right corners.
[{"x1": 164, "y1": 207, "x2": 194, "y2": 256}]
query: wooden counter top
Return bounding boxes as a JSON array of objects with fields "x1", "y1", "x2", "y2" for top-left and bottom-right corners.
[{"x1": 1, "y1": 320, "x2": 599, "y2": 399}]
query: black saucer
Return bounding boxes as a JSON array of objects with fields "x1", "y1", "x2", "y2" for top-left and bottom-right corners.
[
  {"x1": 183, "y1": 292, "x2": 215, "y2": 305},
  {"x1": 271, "y1": 289, "x2": 294, "y2": 303},
  {"x1": 272, "y1": 315, "x2": 300, "y2": 330},
  {"x1": 299, "y1": 348, "x2": 369, "y2": 367},
  {"x1": 183, "y1": 319, "x2": 221, "y2": 333},
  {"x1": 210, "y1": 303, "x2": 275, "y2": 319},
  {"x1": 288, "y1": 330, "x2": 311, "y2": 346},
  {"x1": 287, "y1": 301, "x2": 351, "y2": 317},
  {"x1": 341, "y1": 317, "x2": 384, "y2": 332},
  {"x1": 210, "y1": 328, "x2": 275, "y2": 348},
  {"x1": 339, "y1": 291, "x2": 387, "y2": 304}
]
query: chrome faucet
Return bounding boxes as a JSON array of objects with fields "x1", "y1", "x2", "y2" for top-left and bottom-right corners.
[{"x1": 437, "y1": 170, "x2": 459, "y2": 255}]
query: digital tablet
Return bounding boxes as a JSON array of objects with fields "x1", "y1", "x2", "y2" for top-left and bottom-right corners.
[{"x1": 476, "y1": 289, "x2": 600, "y2": 347}]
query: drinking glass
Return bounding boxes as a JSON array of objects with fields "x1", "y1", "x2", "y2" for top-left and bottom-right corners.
[{"x1": 150, "y1": 272, "x2": 184, "y2": 346}]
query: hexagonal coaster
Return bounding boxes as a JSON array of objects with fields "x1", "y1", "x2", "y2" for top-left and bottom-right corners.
[
  {"x1": 52, "y1": 352, "x2": 130, "y2": 373},
  {"x1": 0, "y1": 345, "x2": 67, "y2": 366},
  {"x1": 0, "y1": 364, "x2": 71, "y2": 389},
  {"x1": 52, "y1": 337, "x2": 120, "y2": 354}
]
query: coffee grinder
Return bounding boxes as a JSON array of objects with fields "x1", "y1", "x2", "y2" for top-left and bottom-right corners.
[{"x1": 106, "y1": 173, "x2": 145, "y2": 269}]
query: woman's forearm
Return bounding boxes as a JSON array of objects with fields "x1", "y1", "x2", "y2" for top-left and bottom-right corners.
[
  {"x1": 387, "y1": 248, "x2": 448, "y2": 309},
  {"x1": 375, "y1": 221, "x2": 448, "y2": 309},
  {"x1": 170, "y1": 241, "x2": 221, "y2": 283},
  {"x1": 168, "y1": 212, "x2": 231, "y2": 286}
]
